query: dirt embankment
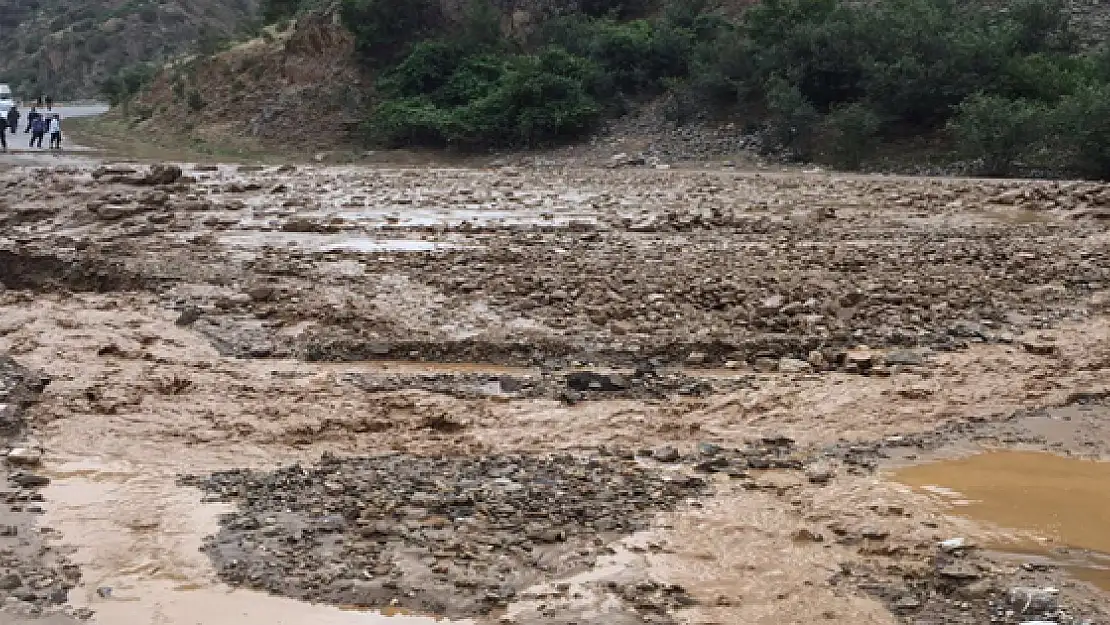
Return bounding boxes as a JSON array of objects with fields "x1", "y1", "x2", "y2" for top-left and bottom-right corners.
[
  {"x1": 94, "y1": 11, "x2": 370, "y2": 157},
  {"x1": 1, "y1": 159, "x2": 1110, "y2": 625}
]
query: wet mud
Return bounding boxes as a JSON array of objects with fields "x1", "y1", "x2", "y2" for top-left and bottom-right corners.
[{"x1": 1, "y1": 161, "x2": 1110, "y2": 624}]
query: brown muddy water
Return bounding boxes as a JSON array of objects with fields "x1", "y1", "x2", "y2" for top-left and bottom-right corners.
[
  {"x1": 894, "y1": 451, "x2": 1110, "y2": 590},
  {"x1": 42, "y1": 458, "x2": 469, "y2": 625}
]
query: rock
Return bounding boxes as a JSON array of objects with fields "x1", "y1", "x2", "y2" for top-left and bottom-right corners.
[
  {"x1": 697, "y1": 442, "x2": 721, "y2": 456},
  {"x1": 367, "y1": 342, "x2": 391, "y2": 357},
  {"x1": 10, "y1": 472, "x2": 50, "y2": 488},
  {"x1": 5, "y1": 447, "x2": 43, "y2": 466},
  {"x1": 844, "y1": 347, "x2": 875, "y2": 369},
  {"x1": 938, "y1": 537, "x2": 969, "y2": 552},
  {"x1": 282, "y1": 218, "x2": 325, "y2": 233},
  {"x1": 759, "y1": 295, "x2": 784, "y2": 313},
  {"x1": 566, "y1": 372, "x2": 630, "y2": 392},
  {"x1": 0, "y1": 574, "x2": 21, "y2": 590},
  {"x1": 791, "y1": 528, "x2": 823, "y2": 543},
  {"x1": 893, "y1": 594, "x2": 922, "y2": 610},
  {"x1": 143, "y1": 164, "x2": 183, "y2": 186},
  {"x1": 777, "y1": 357, "x2": 812, "y2": 373},
  {"x1": 247, "y1": 287, "x2": 274, "y2": 302},
  {"x1": 1021, "y1": 341, "x2": 1057, "y2": 356},
  {"x1": 1007, "y1": 587, "x2": 1059, "y2": 615},
  {"x1": 938, "y1": 562, "x2": 980, "y2": 580},
  {"x1": 885, "y1": 349, "x2": 925, "y2": 366},
  {"x1": 805, "y1": 464, "x2": 834, "y2": 484},
  {"x1": 860, "y1": 527, "x2": 889, "y2": 540},
  {"x1": 228, "y1": 293, "x2": 252, "y2": 306},
  {"x1": 652, "y1": 446, "x2": 681, "y2": 463},
  {"x1": 94, "y1": 205, "x2": 136, "y2": 221},
  {"x1": 685, "y1": 352, "x2": 708, "y2": 365},
  {"x1": 175, "y1": 307, "x2": 202, "y2": 327}
]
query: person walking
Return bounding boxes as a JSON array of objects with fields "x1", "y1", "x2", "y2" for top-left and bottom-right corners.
[
  {"x1": 25, "y1": 106, "x2": 39, "y2": 133},
  {"x1": 48, "y1": 115, "x2": 61, "y2": 150},
  {"x1": 0, "y1": 114, "x2": 8, "y2": 153},
  {"x1": 6, "y1": 105, "x2": 19, "y2": 139},
  {"x1": 29, "y1": 115, "x2": 45, "y2": 148}
]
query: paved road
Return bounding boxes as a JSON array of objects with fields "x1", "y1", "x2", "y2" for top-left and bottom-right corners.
[{"x1": 1, "y1": 103, "x2": 108, "y2": 163}]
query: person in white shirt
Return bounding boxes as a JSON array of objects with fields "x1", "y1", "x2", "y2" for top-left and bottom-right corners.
[{"x1": 48, "y1": 115, "x2": 61, "y2": 150}]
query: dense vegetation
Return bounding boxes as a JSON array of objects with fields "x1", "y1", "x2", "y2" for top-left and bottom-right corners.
[{"x1": 198, "y1": 0, "x2": 1110, "y2": 178}]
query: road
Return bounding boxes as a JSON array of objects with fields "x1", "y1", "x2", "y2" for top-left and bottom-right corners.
[{"x1": 1, "y1": 103, "x2": 108, "y2": 162}]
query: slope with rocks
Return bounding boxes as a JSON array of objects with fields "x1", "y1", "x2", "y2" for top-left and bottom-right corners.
[
  {"x1": 0, "y1": 0, "x2": 259, "y2": 100},
  {"x1": 91, "y1": 10, "x2": 369, "y2": 155}
]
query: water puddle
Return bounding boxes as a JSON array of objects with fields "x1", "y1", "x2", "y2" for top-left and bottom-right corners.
[
  {"x1": 218, "y1": 232, "x2": 462, "y2": 253},
  {"x1": 41, "y1": 457, "x2": 467, "y2": 625},
  {"x1": 893, "y1": 450, "x2": 1110, "y2": 590},
  {"x1": 334, "y1": 207, "x2": 599, "y2": 229}
]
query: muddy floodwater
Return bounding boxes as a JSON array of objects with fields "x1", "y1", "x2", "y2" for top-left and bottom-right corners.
[
  {"x1": 5, "y1": 162, "x2": 1110, "y2": 624},
  {"x1": 895, "y1": 451, "x2": 1110, "y2": 590}
]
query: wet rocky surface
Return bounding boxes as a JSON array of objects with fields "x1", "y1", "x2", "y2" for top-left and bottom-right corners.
[
  {"x1": 185, "y1": 452, "x2": 707, "y2": 621},
  {"x1": 0, "y1": 357, "x2": 84, "y2": 623},
  {"x1": 1, "y1": 159, "x2": 1110, "y2": 625}
]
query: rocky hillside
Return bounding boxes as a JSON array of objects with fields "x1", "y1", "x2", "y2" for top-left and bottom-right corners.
[
  {"x1": 111, "y1": 10, "x2": 368, "y2": 154},
  {"x1": 96, "y1": 0, "x2": 1110, "y2": 170},
  {"x1": 0, "y1": 0, "x2": 260, "y2": 100}
]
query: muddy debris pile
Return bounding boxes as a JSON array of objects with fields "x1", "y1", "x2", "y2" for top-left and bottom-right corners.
[{"x1": 184, "y1": 452, "x2": 708, "y2": 619}]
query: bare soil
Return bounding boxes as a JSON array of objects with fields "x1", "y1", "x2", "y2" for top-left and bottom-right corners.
[{"x1": 1, "y1": 158, "x2": 1109, "y2": 624}]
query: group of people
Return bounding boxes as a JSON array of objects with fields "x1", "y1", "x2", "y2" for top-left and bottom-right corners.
[{"x1": 0, "y1": 97, "x2": 62, "y2": 153}]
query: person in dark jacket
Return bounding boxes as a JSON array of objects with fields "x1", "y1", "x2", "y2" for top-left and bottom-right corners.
[
  {"x1": 29, "y1": 115, "x2": 45, "y2": 148},
  {"x1": 7, "y1": 106, "x2": 19, "y2": 137},
  {"x1": 0, "y1": 114, "x2": 7, "y2": 153},
  {"x1": 25, "y1": 107, "x2": 40, "y2": 133}
]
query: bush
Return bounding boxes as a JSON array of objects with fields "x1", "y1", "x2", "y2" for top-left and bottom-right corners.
[
  {"x1": 763, "y1": 77, "x2": 819, "y2": 159},
  {"x1": 820, "y1": 102, "x2": 881, "y2": 169},
  {"x1": 339, "y1": 0, "x2": 445, "y2": 66},
  {"x1": 261, "y1": 0, "x2": 303, "y2": 24},
  {"x1": 368, "y1": 47, "x2": 602, "y2": 149},
  {"x1": 1050, "y1": 83, "x2": 1110, "y2": 179},
  {"x1": 100, "y1": 63, "x2": 156, "y2": 106},
  {"x1": 541, "y1": 16, "x2": 692, "y2": 96},
  {"x1": 187, "y1": 89, "x2": 206, "y2": 111},
  {"x1": 948, "y1": 93, "x2": 1047, "y2": 176}
]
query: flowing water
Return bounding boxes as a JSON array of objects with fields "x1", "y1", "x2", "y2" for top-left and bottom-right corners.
[{"x1": 42, "y1": 457, "x2": 469, "y2": 625}]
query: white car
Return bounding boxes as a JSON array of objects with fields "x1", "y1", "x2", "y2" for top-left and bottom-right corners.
[{"x1": 0, "y1": 84, "x2": 14, "y2": 112}]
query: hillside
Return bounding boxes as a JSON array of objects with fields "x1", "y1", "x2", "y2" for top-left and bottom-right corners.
[
  {"x1": 0, "y1": 0, "x2": 260, "y2": 100},
  {"x1": 95, "y1": 0, "x2": 1110, "y2": 178}
]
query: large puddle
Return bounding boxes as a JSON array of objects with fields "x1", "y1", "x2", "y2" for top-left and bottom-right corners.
[
  {"x1": 894, "y1": 450, "x2": 1110, "y2": 589},
  {"x1": 42, "y1": 458, "x2": 467, "y2": 625}
]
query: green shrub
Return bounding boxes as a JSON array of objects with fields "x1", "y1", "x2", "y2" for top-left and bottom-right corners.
[
  {"x1": 541, "y1": 16, "x2": 693, "y2": 96},
  {"x1": 369, "y1": 47, "x2": 601, "y2": 149},
  {"x1": 100, "y1": 63, "x2": 156, "y2": 106},
  {"x1": 948, "y1": 93, "x2": 1048, "y2": 176},
  {"x1": 1050, "y1": 83, "x2": 1110, "y2": 179},
  {"x1": 187, "y1": 89, "x2": 206, "y2": 111},
  {"x1": 261, "y1": 0, "x2": 303, "y2": 24},
  {"x1": 339, "y1": 0, "x2": 445, "y2": 66},
  {"x1": 764, "y1": 77, "x2": 819, "y2": 159},
  {"x1": 819, "y1": 102, "x2": 881, "y2": 169}
]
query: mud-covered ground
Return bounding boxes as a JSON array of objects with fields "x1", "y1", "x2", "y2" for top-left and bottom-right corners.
[{"x1": 1, "y1": 159, "x2": 1110, "y2": 624}]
